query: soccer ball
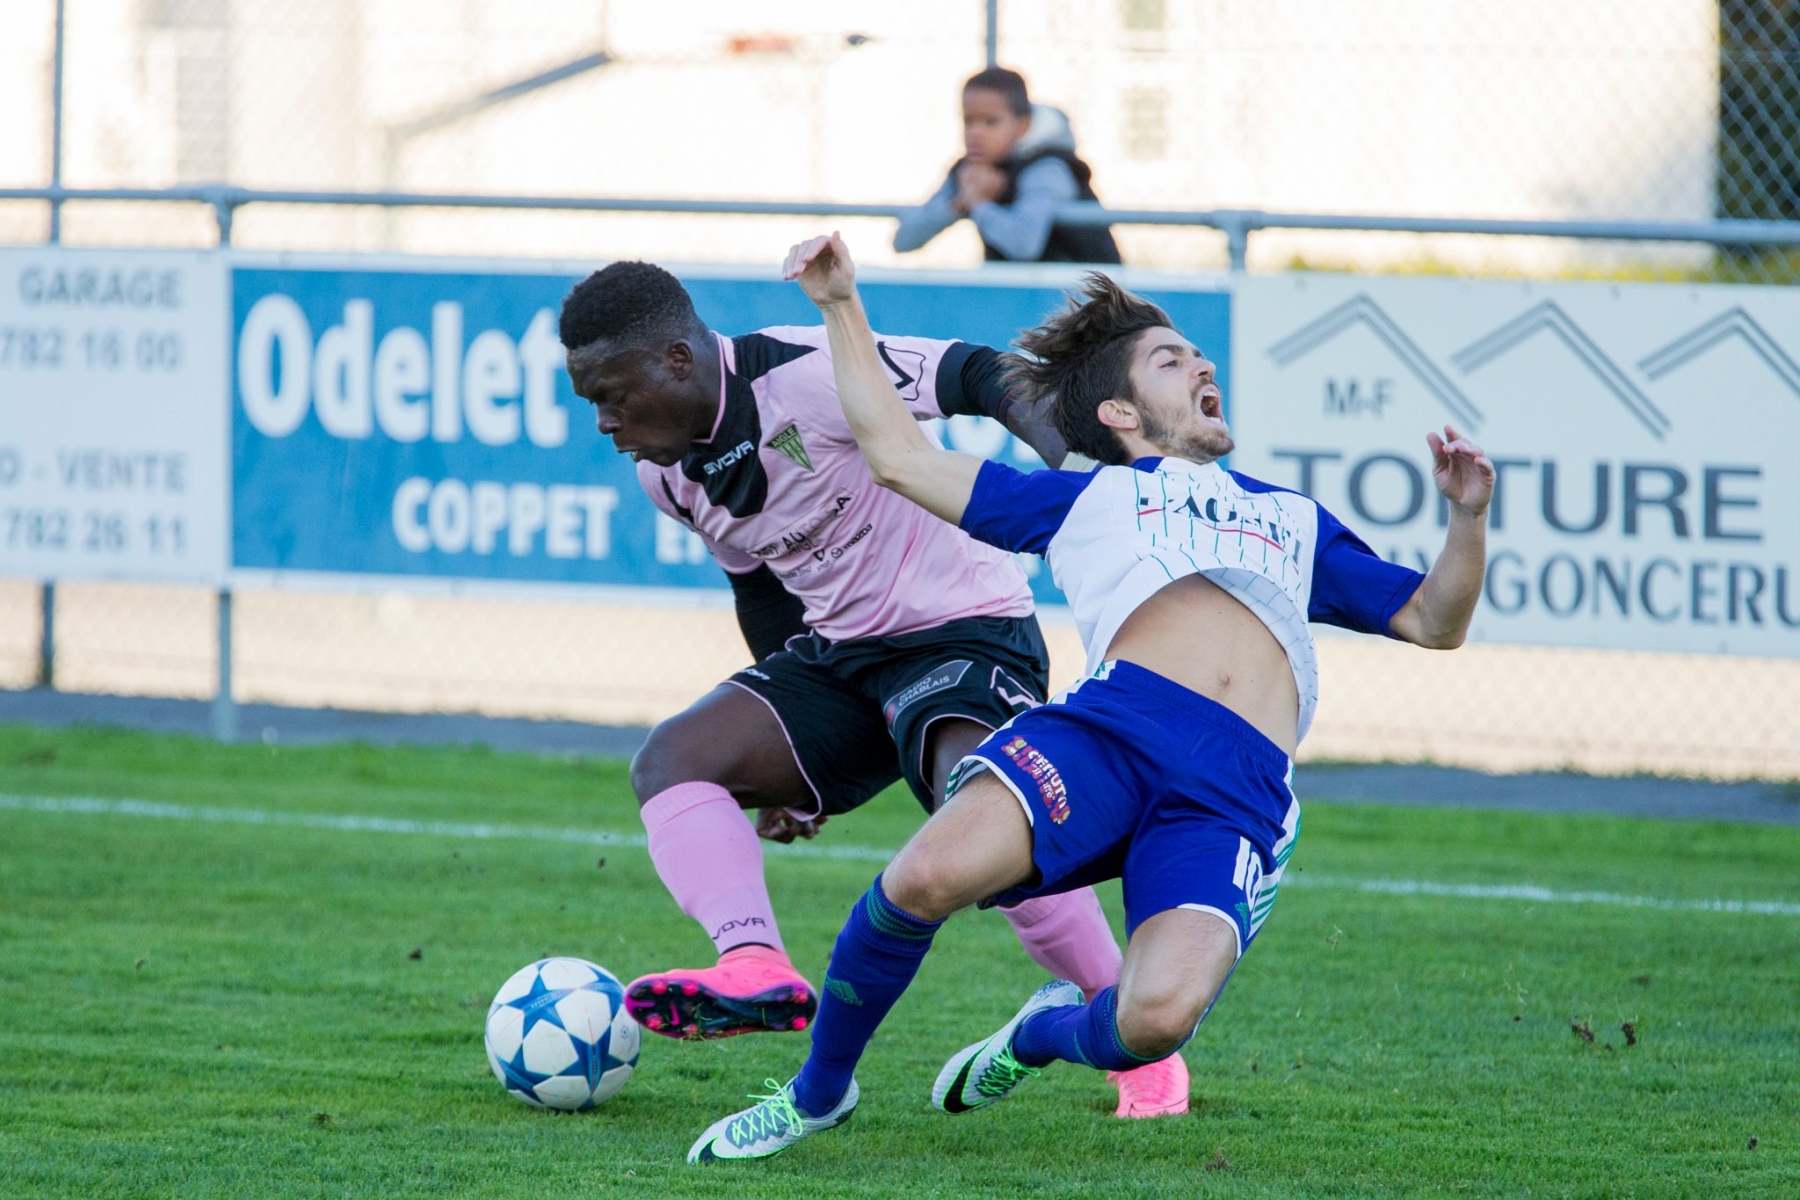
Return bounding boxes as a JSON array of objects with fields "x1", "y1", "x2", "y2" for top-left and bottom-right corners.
[{"x1": 484, "y1": 957, "x2": 641, "y2": 1110}]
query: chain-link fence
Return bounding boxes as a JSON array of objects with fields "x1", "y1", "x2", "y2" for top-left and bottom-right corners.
[
  {"x1": 6, "y1": 0, "x2": 1800, "y2": 277},
  {"x1": 3, "y1": 0, "x2": 1799, "y2": 781}
]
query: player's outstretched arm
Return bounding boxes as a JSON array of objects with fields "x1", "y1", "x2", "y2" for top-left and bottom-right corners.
[
  {"x1": 782, "y1": 233, "x2": 982, "y2": 526},
  {"x1": 1388, "y1": 425, "x2": 1495, "y2": 649}
]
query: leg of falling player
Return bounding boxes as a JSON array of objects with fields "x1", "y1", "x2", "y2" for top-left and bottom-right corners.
[
  {"x1": 932, "y1": 908, "x2": 1237, "y2": 1118},
  {"x1": 686, "y1": 779, "x2": 1031, "y2": 1163},
  {"x1": 999, "y1": 891, "x2": 1190, "y2": 1116}
]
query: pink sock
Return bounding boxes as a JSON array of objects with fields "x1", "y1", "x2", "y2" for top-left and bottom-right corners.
[
  {"x1": 1000, "y1": 887, "x2": 1123, "y2": 998},
  {"x1": 641, "y1": 782, "x2": 785, "y2": 956}
]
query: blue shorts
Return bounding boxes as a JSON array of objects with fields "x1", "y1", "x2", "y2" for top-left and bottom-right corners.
[{"x1": 949, "y1": 660, "x2": 1300, "y2": 952}]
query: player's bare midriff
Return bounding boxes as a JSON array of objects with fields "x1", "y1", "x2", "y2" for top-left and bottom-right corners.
[{"x1": 1103, "y1": 573, "x2": 1300, "y2": 758}]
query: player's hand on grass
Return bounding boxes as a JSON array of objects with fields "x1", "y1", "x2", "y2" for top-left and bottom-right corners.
[
  {"x1": 754, "y1": 807, "x2": 828, "y2": 844},
  {"x1": 783, "y1": 233, "x2": 856, "y2": 310},
  {"x1": 1427, "y1": 425, "x2": 1495, "y2": 518}
]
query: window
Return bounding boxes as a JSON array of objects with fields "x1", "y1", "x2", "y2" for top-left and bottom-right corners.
[
  {"x1": 1119, "y1": 0, "x2": 1167, "y2": 33},
  {"x1": 1122, "y1": 88, "x2": 1169, "y2": 160}
]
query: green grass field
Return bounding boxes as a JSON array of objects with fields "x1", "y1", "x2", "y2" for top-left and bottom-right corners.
[{"x1": 1, "y1": 724, "x2": 1796, "y2": 1198}]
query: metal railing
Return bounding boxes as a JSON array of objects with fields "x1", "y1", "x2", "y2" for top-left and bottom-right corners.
[{"x1": 9, "y1": 183, "x2": 1800, "y2": 269}]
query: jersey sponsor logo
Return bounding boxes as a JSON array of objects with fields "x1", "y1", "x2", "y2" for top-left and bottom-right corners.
[
  {"x1": 811, "y1": 521, "x2": 873, "y2": 562},
  {"x1": 766, "y1": 424, "x2": 813, "y2": 471},
  {"x1": 1173, "y1": 491, "x2": 1300, "y2": 561},
  {"x1": 740, "y1": 667, "x2": 771, "y2": 680},
  {"x1": 1000, "y1": 735, "x2": 1070, "y2": 824},
  {"x1": 748, "y1": 494, "x2": 855, "y2": 559},
  {"x1": 703, "y1": 439, "x2": 757, "y2": 476},
  {"x1": 882, "y1": 659, "x2": 974, "y2": 725},
  {"x1": 876, "y1": 342, "x2": 926, "y2": 401}
]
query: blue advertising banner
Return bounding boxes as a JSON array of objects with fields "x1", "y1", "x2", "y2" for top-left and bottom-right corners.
[{"x1": 230, "y1": 261, "x2": 1231, "y2": 602}]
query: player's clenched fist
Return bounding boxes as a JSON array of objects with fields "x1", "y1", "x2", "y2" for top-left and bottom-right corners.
[{"x1": 782, "y1": 232, "x2": 857, "y2": 309}]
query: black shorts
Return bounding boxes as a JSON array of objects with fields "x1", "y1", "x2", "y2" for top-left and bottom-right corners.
[{"x1": 727, "y1": 614, "x2": 1051, "y2": 818}]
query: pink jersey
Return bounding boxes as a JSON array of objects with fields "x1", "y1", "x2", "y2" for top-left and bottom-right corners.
[{"x1": 639, "y1": 327, "x2": 1033, "y2": 642}]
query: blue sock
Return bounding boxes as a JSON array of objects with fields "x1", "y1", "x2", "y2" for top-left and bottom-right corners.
[
  {"x1": 791, "y1": 875, "x2": 942, "y2": 1115},
  {"x1": 1009, "y1": 986, "x2": 1165, "y2": 1071}
]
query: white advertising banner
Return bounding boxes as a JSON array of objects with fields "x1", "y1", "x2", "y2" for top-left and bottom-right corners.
[
  {"x1": 0, "y1": 249, "x2": 228, "y2": 583},
  {"x1": 1233, "y1": 274, "x2": 1800, "y2": 656}
]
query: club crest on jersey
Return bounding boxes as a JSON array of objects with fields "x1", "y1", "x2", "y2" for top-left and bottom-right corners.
[
  {"x1": 1001, "y1": 736, "x2": 1069, "y2": 824},
  {"x1": 766, "y1": 424, "x2": 813, "y2": 471}
]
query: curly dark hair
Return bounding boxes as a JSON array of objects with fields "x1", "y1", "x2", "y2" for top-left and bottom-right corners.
[
  {"x1": 558, "y1": 260, "x2": 707, "y2": 352},
  {"x1": 1001, "y1": 274, "x2": 1173, "y2": 466}
]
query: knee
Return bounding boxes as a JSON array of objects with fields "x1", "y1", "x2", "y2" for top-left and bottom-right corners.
[
  {"x1": 630, "y1": 713, "x2": 720, "y2": 803},
  {"x1": 1114, "y1": 987, "x2": 1206, "y2": 1061},
  {"x1": 880, "y1": 852, "x2": 966, "y2": 924}
]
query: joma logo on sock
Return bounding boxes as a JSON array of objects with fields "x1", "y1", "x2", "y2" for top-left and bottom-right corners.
[
  {"x1": 711, "y1": 917, "x2": 767, "y2": 939},
  {"x1": 824, "y1": 975, "x2": 863, "y2": 1006}
]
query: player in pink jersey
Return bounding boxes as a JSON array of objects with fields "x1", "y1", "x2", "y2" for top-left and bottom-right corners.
[{"x1": 559, "y1": 261, "x2": 1187, "y2": 1117}]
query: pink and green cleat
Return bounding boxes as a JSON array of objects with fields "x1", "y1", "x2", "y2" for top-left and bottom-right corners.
[
  {"x1": 624, "y1": 945, "x2": 817, "y2": 1040},
  {"x1": 1108, "y1": 1053, "x2": 1190, "y2": 1118}
]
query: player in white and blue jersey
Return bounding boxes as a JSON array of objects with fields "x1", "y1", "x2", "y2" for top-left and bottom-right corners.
[{"x1": 686, "y1": 235, "x2": 1495, "y2": 1163}]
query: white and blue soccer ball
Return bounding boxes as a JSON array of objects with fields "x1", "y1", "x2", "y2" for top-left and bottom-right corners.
[{"x1": 484, "y1": 957, "x2": 640, "y2": 1110}]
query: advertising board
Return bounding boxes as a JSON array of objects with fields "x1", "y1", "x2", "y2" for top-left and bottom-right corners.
[
  {"x1": 0, "y1": 248, "x2": 228, "y2": 583},
  {"x1": 1232, "y1": 274, "x2": 1800, "y2": 655},
  {"x1": 229, "y1": 259, "x2": 1231, "y2": 604}
]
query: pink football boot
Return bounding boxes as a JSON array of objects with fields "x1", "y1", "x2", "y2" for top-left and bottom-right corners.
[
  {"x1": 1108, "y1": 1053, "x2": 1191, "y2": 1118},
  {"x1": 624, "y1": 945, "x2": 817, "y2": 1040}
]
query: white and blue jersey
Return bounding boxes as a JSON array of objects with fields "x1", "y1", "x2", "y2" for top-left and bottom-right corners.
[{"x1": 958, "y1": 455, "x2": 1425, "y2": 741}]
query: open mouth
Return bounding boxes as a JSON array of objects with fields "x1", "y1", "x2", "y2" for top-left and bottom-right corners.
[{"x1": 1198, "y1": 387, "x2": 1223, "y2": 422}]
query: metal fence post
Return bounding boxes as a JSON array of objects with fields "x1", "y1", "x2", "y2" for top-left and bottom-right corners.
[
  {"x1": 1219, "y1": 210, "x2": 1251, "y2": 274},
  {"x1": 37, "y1": 581, "x2": 55, "y2": 688},
  {"x1": 985, "y1": 0, "x2": 998, "y2": 67},
  {"x1": 212, "y1": 588, "x2": 236, "y2": 742},
  {"x1": 211, "y1": 191, "x2": 236, "y2": 246},
  {"x1": 48, "y1": 0, "x2": 66, "y2": 243}
]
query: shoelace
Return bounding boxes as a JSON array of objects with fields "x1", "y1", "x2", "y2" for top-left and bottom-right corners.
[
  {"x1": 728, "y1": 1078, "x2": 804, "y2": 1146},
  {"x1": 975, "y1": 1045, "x2": 1041, "y2": 1098}
]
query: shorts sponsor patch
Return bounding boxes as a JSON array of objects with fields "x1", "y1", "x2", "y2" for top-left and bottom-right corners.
[
  {"x1": 882, "y1": 660, "x2": 974, "y2": 724},
  {"x1": 1000, "y1": 735, "x2": 1070, "y2": 825}
]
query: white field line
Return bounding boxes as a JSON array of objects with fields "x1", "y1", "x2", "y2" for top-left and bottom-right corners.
[{"x1": 7, "y1": 791, "x2": 1800, "y2": 918}]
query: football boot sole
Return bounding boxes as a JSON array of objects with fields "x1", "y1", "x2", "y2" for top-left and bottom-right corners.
[{"x1": 625, "y1": 976, "x2": 816, "y2": 1040}]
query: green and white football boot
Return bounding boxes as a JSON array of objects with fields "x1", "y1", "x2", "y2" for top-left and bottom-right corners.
[
  {"x1": 932, "y1": 979, "x2": 1083, "y2": 1114},
  {"x1": 687, "y1": 1076, "x2": 858, "y2": 1163}
]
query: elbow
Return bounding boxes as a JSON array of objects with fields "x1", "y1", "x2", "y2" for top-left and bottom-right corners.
[
  {"x1": 1421, "y1": 624, "x2": 1469, "y2": 651},
  {"x1": 869, "y1": 463, "x2": 911, "y2": 493},
  {"x1": 861, "y1": 452, "x2": 906, "y2": 492}
]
